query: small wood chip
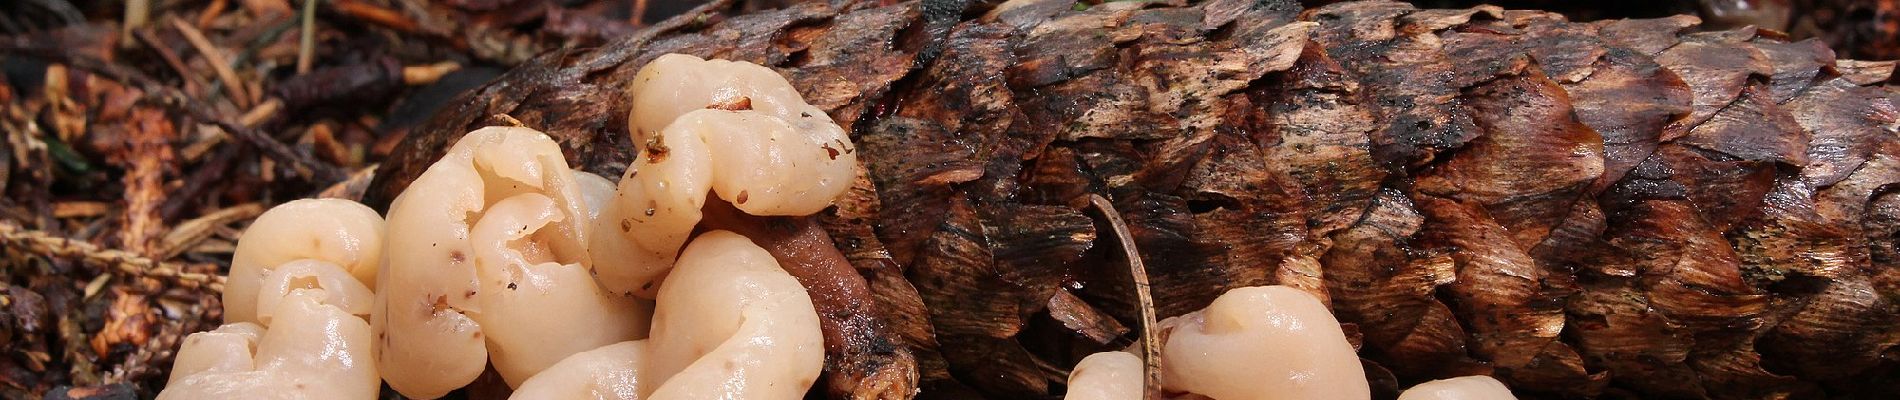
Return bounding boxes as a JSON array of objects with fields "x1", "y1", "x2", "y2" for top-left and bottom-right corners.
[
  {"x1": 239, "y1": 98, "x2": 282, "y2": 127},
  {"x1": 1836, "y1": 60, "x2": 1897, "y2": 85},
  {"x1": 1047, "y1": 288, "x2": 1130, "y2": 345},
  {"x1": 317, "y1": 166, "x2": 379, "y2": 201},
  {"x1": 82, "y1": 274, "x2": 112, "y2": 299},
  {"x1": 52, "y1": 202, "x2": 111, "y2": 219},
  {"x1": 490, "y1": 113, "x2": 525, "y2": 127},
  {"x1": 402, "y1": 61, "x2": 463, "y2": 85}
]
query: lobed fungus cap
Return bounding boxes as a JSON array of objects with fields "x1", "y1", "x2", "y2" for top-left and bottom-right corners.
[
  {"x1": 162, "y1": 263, "x2": 379, "y2": 400},
  {"x1": 1062, "y1": 351, "x2": 1143, "y2": 400},
  {"x1": 376, "y1": 126, "x2": 645, "y2": 398},
  {"x1": 512, "y1": 230, "x2": 823, "y2": 400},
  {"x1": 1397, "y1": 376, "x2": 1519, "y2": 400},
  {"x1": 224, "y1": 198, "x2": 384, "y2": 325},
  {"x1": 593, "y1": 54, "x2": 858, "y2": 298},
  {"x1": 1157, "y1": 285, "x2": 1370, "y2": 400}
]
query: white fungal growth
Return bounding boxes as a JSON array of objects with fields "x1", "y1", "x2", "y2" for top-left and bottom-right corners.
[
  {"x1": 165, "y1": 323, "x2": 264, "y2": 385},
  {"x1": 1158, "y1": 285, "x2": 1370, "y2": 400},
  {"x1": 573, "y1": 169, "x2": 619, "y2": 224},
  {"x1": 375, "y1": 126, "x2": 648, "y2": 398},
  {"x1": 511, "y1": 230, "x2": 823, "y2": 400},
  {"x1": 160, "y1": 249, "x2": 380, "y2": 399},
  {"x1": 253, "y1": 259, "x2": 374, "y2": 324},
  {"x1": 1398, "y1": 376, "x2": 1518, "y2": 400},
  {"x1": 1062, "y1": 351, "x2": 1143, "y2": 400},
  {"x1": 645, "y1": 231, "x2": 824, "y2": 398},
  {"x1": 510, "y1": 341, "x2": 649, "y2": 400},
  {"x1": 470, "y1": 193, "x2": 649, "y2": 386},
  {"x1": 592, "y1": 53, "x2": 858, "y2": 297},
  {"x1": 223, "y1": 198, "x2": 384, "y2": 324}
]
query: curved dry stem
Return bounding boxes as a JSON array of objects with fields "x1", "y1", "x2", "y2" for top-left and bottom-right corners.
[{"x1": 1084, "y1": 194, "x2": 1160, "y2": 397}]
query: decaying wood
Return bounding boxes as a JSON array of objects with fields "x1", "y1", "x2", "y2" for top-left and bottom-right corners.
[{"x1": 353, "y1": 0, "x2": 1897, "y2": 398}]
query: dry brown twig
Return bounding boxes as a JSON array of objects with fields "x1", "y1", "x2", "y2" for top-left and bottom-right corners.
[
  {"x1": 167, "y1": 16, "x2": 250, "y2": 109},
  {"x1": 329, "y1": 0, "x2": 422, "y2": 34},
  {"x1": 239, "y1": 97, "x2": 282, "y2": 126},
  {"x1": 0, "y1": 220, "x2": 225, "y2": 292},
  {"x1": 195, "y1": 0, "x2": 228, "y2": 28},
  {"x1": 133, "y1": 28, "x2": 208, "y2": 99},
  {"x1": 160, "y1": 144, "x2": 240, "y2": 220},
  {"x1": 155, "y1": 203, "x2": 262, "y2": 260}
]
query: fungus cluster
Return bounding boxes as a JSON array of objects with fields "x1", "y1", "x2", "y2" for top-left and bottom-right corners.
[
  {"x1": 1057, "y1": 285, "x2": 1369, "y2": 400},
  {"x1": 160, "y1": 199, "x2": 384, "y2": 399},
  {"x1": 161, "y1": 54, "x2": 1528, "y2": 400},
  {"x1": 590, "y1": 53, "x2": 858, "y2": 298},
  {"x1": 162, "y1": 53, "x2": 839, "y2": 400},
  {"x1": 513, "y1": 231, "x2": 822, "y2": 399},
  {"x1": 373, "y1": 126, "x2": 647, "y2": 398},
  {"x1": 1397, "y1": 376, "x2": 1519, "y2": 400},
  {"x1": 1063, "y1": 286, "x2": 1522, "y2": 400}
]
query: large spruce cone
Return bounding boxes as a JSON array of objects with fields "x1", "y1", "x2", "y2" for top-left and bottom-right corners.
[{"x1": 367, "y1": 0, "x2": 1900, "y2": 398}]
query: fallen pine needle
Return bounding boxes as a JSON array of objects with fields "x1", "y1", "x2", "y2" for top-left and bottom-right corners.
[
  {"x1": 296, "y1": 0, "x2": 317, "y2": 74},
  {"x1": 169, "y1": 17, "x2": 251, "y2": 109},
  {"x1": 1085, "y1": 194, "x2": 1159, "y2": 398}
]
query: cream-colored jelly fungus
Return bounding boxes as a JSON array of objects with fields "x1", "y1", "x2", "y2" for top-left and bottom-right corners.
[
  {"x1": 512, "y1": 231, "x2": 823, "y2": 400},
  {"x1": 223, "y1": 198, "x2": 383, "y2": 324},
  {"x1": 591, "y1": 53, "x2": 858, "y2": 297},
  {"x1": 1159, "y1": 285, "x2": 1370, "y2": 400},
  {"x1": 1397, "y1": 376, "x2": 1518, "y2": 400},
  {"x1": 1062, "y1": 351, "x2": 1143, "y2": 400},
  {"x1": 159, "y1": 199, "x2": 383, "y2": 399},
  {"x1": 375, "y1": 126, "x2": 649, "y2": 398}
]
